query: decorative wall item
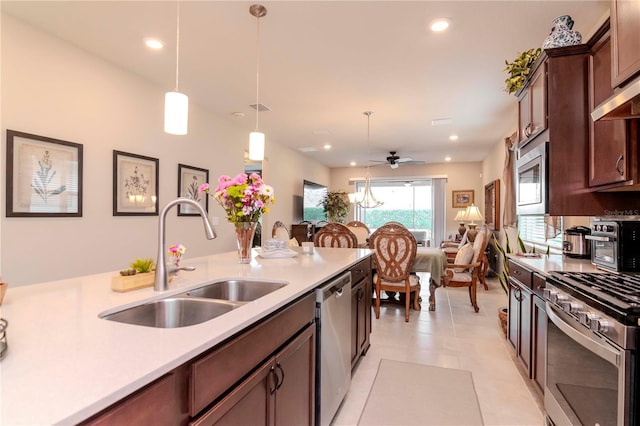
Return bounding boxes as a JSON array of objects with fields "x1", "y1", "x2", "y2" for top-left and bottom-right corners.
[
  {"x1": 6, "y1": 129, "x2": 83, "y2": 217},
  {"x1": 542, "y1": 15, "x2": 582, "y2": 49},
  {"x1": 113, "y1": 150, "x2": 159, "y2": 216},
  {"x1": 484, "y1": 179, "x2": 501, "y2": 231},
  {"x1": 177, "y1": 163, "x2": 209, "y2": 216},
  {"x1": 452, "y1": 190, "x2": 474, "y2": 208}
]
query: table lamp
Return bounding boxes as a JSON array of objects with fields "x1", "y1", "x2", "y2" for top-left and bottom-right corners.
[
  {"x1": 464, "y1": 204, "x2": 484, "y2": 242},
  {"x1": 454, "y1": 210, "x2": 467, "y2": 239}
]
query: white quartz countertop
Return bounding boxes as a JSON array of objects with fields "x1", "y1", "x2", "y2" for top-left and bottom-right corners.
[
  {"x1": 507, "y1": 253, "x2": 602, "y2": 276},
  {"x1": 0, "y1": 247, "x2": 371, "y2": 425}
]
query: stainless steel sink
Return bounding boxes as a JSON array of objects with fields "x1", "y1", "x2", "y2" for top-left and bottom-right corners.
[
  {"x1": 184, "y1": 280, "x2": 287, "y2": 302},
  {"x1": 101, "y1": 298, "x2": 239, "y2": 328}
]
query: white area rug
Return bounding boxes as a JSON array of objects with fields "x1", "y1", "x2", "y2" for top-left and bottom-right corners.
[{"x1": 358, "y1": 359, "x2": 484, "y2": 425}]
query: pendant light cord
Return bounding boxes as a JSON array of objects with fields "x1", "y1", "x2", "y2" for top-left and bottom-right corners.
[
  {"x1": 175, "y1": 0, "x2": 181, "y2": 92},
  {"x1": 255, "y1": 13, "x2": 261, "y2": 131}
]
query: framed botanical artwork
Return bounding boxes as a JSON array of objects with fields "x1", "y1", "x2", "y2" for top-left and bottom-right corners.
[
  {"x1": 6, "y1": 129, "x2": 83, "y2": 217},
  {"x1": 177, "y1": 163, "x2": 209, "y2": 216},
  {"x1": 113, "y1": 150, "x2": 159, "y2": 216},
  {"x1": 452, "y1": 189, "x2": 474, "y2": 208}
]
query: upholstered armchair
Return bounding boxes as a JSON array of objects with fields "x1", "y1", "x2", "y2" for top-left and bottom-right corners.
[{"x1": 272, "y1": 221, "x2": 290, "y2": 241}]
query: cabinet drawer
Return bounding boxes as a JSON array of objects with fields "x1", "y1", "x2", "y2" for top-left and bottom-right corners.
[
  {"x1": 190, "y1": 293, "x2": 315, "y2": 416},
  {"x1": 508, "y1": 259, "x2": 533, "y2": 289},
  {"x1": 350, "y1": 257, "x2": 372, "y2": 287},
  {"x1": 532, "y1": 272, "x2": 546, "y2": 299}
]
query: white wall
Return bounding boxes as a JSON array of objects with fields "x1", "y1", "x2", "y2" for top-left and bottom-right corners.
[
  {"x1": 1, "y1": 14, "x2": 328, "y2": 286},
  {"x1": 330, "y1": 161, "x2": 484, "y2": 239}
]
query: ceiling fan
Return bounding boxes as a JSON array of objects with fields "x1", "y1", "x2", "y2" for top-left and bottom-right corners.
[{"x1": 371, "y1": 151, "x2": 425, "y2": 169}]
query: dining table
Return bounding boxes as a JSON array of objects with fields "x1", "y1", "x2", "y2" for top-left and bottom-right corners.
[{"x1": 378, "y1": 247, "x2": 448, "y2": 312}]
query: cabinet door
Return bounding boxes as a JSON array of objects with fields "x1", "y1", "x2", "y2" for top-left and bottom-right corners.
[
  {"x1": 611, "y1": 0, "x2": 640, "y2": 87},
  {"x1": 507, "y1": 279, "x2": 520, "y2": 351},
  {"x1": 532, "y1": 295, "x2": 547, "y2": 393},
  {"x1": 274, "y1": 325, "x2": 315, "y2": 426},
  {"x1": 351, "y1": 280, "x2": 362, "y2": 367},
  {"x1": 518, "y1": 89, "x2": 532, "y2": 145},
  {"x1": 590, "y1": 32, "x2": 629, "y2": 186},
  {"x1": 529, "y1": 64, "x2": 548, "y2": 140},
  {"x1": 518, "y1": 286, "x2": 532, "y2": 373}
]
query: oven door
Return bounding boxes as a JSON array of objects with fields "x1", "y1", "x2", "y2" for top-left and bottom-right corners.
[
  {"x1": 545, "y1": 302, "x2": 631, "y2": 426},
  {"x1": 516, "y1": 142, "x2": 548, "y2": 215},
  {"x1": 586, "y1": 233, "x2": 618, "y2": 271}
]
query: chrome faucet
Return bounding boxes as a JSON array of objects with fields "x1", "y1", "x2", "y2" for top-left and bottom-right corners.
[{"x1": 155, "y1": 198, "x2": 216, "y2": 291}]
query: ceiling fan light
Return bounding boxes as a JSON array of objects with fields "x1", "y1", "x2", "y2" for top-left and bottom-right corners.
[
  {"x1": 389, "y1": 162, "x2": 399, "y2": 169},
  {"x1": 164, "y1": 91, "x2": 189, "y2": 135},
  {"x1": 249, "y1": 131, "x2": 265, "y2": 161}
]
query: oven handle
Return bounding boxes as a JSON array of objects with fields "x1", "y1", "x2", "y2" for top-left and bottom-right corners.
[
  {"x1": 585, "y1": 235, "x2": 615, "y2": 242},
  {"x1": 546, "y1": 302, "x2": 620, "y2": 367}
]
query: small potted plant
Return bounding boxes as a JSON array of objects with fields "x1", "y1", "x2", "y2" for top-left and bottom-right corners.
[
  {"x1": 111, "y1": 257, "x2": 156, "y2": 292},
  {"x1": 322, "y1": 191, "x2": 350, "y2": 223},
  {"x1": 504, "y1": 48, "x2": 542, "y2": 94}
]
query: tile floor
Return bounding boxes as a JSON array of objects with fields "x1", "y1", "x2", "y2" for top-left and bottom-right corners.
[{"x1": 333, "y1": 274, "x2": 545, "y2": 426}]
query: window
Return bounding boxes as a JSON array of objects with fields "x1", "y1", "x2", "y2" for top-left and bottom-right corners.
[
  {"x1": 354, "y1": 178, "x2": 446, "y2": 246},
  {"x1": 518, "y1": 215, "x2": 563, "y2": 251}
]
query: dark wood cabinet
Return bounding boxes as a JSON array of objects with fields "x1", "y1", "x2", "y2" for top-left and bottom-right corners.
[
  {"x1": 518, "y1": 62, "x2": 548, "y2": 148},
  {"x1": 194, "y1": 325, "x2": 315, "y2": 426},
  {"x1": 611, "y1": 0, "x2": 640, "y2": 88},
  {"x1": 589, "y1": 26, "x2": 631, "y2": 187},
  {"x1": 507, "y1": 260, "x2": 547, "y2": 400},
  {"x1": 350, "y1": 257, "x2": 372, "y2": 369}
]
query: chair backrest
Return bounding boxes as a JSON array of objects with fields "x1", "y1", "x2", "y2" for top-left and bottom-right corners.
[
  {"x1": 346, "y1": 221, "x2": 370, "y2": 246},
  {"x1": 314, "y1": 223, "x2": 358, "y2": 248},
  {"x1": 471, "y1": 229, "x2": 488, "y2": 264},
  {"x1": 369, "y1": 223, "x2": 417, "y2": 282},
  {"x1": 272, "y1": 221, "x2": 290, "y2": 241}
]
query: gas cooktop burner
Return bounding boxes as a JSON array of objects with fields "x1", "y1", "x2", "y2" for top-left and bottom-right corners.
[{"x1": 549, "y1": 271, "x2": 640, "y2": 319}]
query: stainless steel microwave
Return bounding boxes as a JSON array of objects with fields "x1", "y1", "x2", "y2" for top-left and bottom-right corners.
[{"x1": 516, "y1": 142, "x2": 548, "y2": 215}]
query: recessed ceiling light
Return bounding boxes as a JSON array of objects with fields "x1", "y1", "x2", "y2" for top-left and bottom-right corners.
[
  {"x1": 431, "y1": 118, "x2": 453, "y2": 126},
  {"x1": 445, "y1": 156, "x2": 452, "y2": 162},
  {"x1": 232, "y1": 112, "x2": 245, "y2": 117},
  {"x1": 430, "y1": 18, "x2": 451, "y2": 32},
  {"x1": 144, "y1": 38, "x2": 163, "y2": 49},
  {"x1": 323, "y1": 144, "x2": 332, "y2": 150},
  {"x1": 299, "y1": 147, "x2": 318, "y2": 152},
  {"x1": 350, "y1": 161, "x2": 356, "y2": 166},
  {"x1": 449, "y1": 134, "x2": 459, "y2": 141}
]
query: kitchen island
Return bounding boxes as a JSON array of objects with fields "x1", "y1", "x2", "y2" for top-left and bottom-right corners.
[{"x1": 0, "y1": 247, "x2": 371, "y2": 425}]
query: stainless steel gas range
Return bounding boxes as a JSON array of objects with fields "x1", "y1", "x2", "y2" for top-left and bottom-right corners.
[{"x1": 544, "y1": 271, "x2": 640, "y2": 426}]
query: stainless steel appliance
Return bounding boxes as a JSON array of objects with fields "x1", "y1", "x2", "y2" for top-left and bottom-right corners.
[
  {"x1": 544, "y1": 272, "x2": 640, "y2": 425},
  {"x1": 586, "y1": 220, "x2": 640, "y2": 272},
  {"x1": 562, "y1": 226, "x2": 591, "y2": 259},
  {"x1": 315, "y1": 271, "x2": 352, "y2": 426},
  {"x1": 516, "y1": 141, "x2": 548, "y2": 215}
]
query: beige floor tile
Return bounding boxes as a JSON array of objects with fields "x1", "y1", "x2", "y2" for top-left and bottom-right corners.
[{"x1": 333, "y1": 276, "x2": 545, "y2": 426}]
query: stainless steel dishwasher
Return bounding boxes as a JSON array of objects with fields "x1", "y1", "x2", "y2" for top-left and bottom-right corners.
[{"x1": 316, "y1": 271, "x2": 352, "y2": 426}]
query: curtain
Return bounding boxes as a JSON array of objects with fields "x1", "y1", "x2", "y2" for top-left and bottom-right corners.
[
  {"x1": 432, "y1": 178, "x2": 446, "y2": 247},
  {"x1": 502, "y1": 133, "x2": 518, "y2": 228},
  {"x1": 544, "y1": 216, "x2": 562, "y2": 239}
]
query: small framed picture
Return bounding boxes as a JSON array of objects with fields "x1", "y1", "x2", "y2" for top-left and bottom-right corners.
[
  {"x1": 452, "y1": 189, "x2": 474, "y2": 208},
  {"x1": 177, "y1": 163, "x2": 209, "y2": 216},
  {"x1": 6, "y1": 130, "x2": 83, "y2": 217},
  {"x1": 113, "y1": 150, "x2": 159, "y2": 216}
]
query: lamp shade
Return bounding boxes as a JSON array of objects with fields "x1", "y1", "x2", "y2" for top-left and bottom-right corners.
[
  {"x1": 164, "y1": 91, "x2": 189, "y2": 135},
  {"x1": 249, "y1": 131, "x2": 265, "y2": 161},
  {"x1": 454, "y1": 210, "x2": 466, "y2": 222},
  {"x1": 464, "y1": 204, "x2": 483, "y2": 224}
]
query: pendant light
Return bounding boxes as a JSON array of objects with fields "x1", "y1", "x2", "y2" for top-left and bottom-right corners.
[
  {"x1": 249, "y1": 4, "x2": 267, "y2": 161},
  {"x1": 164, "y1": 0, "x2": 188, "y2": 135},
  {"x1": 357, "y1": 111, "x2": 383, "y2": 209}
]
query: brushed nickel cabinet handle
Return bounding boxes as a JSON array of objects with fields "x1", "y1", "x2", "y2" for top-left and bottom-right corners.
[{"x1": 616, "y1": 155, "x2": 624, "y2": 176}]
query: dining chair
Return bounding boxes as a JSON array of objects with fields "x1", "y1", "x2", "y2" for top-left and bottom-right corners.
[
  {"x1": 369, "y1": 222, "x2": 420, "y2": 322},
  {"x1": 272, "y1": 221, "x2": 290, "y2": 241},
  {"x1": 346, "y1": 220, "x2": 371, "y2": 247},
  {"x1": 442, "y1": 229, "x2": 488, "y2": 312},
  {"x1": 313, "y1": 223, "x2": 358, "y2": 248}
]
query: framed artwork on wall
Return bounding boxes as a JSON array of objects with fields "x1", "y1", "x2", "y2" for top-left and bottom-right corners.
[
  {"x1": 113, "y1": 150, "x2": 159, "y2": 216},
  {"x1": 452, "y1": 189, "x2": 474, "y2": 208},
  {"x1": 177, "y1": 163, "x2": 209, "y2": 216},
  {"x1": 484, "y1": 180, "x2": 500, "y2": 231},
  {"x1": 6, "y1": 129, "x2": 83, "y2": 217}
]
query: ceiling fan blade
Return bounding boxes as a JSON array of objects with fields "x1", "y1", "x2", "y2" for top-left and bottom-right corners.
[{"x1": 396, "y1": 157, "x2": 413, "y2": 163}]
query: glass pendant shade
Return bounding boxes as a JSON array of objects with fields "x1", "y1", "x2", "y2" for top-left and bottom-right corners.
[
  {"x1": 164, "y1": 91, "x2": 189, "y2": 135},
  {"x1": 249, "y1": 131, "x2": 265, "y2": 161}
]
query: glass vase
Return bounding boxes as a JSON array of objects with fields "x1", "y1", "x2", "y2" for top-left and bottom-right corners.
[{"x1": 234, "y1": 222, "x2": 258, "y2": 264}]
